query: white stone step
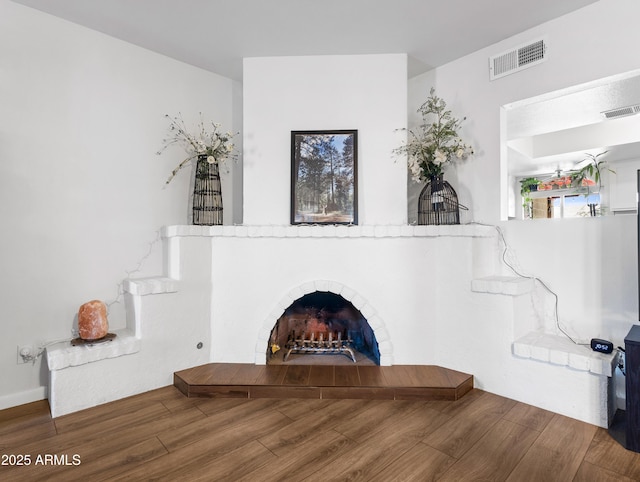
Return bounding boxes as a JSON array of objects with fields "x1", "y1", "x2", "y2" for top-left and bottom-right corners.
[
  {"x1": 471, "y1": 275, "x2": 535, "y2": 296},
  {"x1": 513, "y1": 331, "x2": 617, "y2": 376}
]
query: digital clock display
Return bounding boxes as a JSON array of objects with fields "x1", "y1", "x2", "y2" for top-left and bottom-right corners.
[{"x1": 590, "y1": 338, "x2": 613, "y2": 354}]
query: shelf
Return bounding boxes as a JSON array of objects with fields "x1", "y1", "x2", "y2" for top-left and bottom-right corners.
[{"x1": 513, "y1": 331, "x2": 617, "y2": 376}]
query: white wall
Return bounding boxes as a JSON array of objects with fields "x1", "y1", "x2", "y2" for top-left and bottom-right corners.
[
  {"x1": 0, "y1": 0, "x2": 238, "y2": 409},
  {"x1": 411, "y1": 0, "x2": 640, "y2": 225},
  {"x1": 408, "y1": 0, "x2": 639, "y2": 401},
  {"x1": 243, "y1": 54, "x2": 408, "y2": 225}
]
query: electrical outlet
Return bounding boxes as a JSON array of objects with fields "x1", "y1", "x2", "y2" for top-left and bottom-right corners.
[{"x1": 17, "y1": 345, "x2": 34, "y2": 364}]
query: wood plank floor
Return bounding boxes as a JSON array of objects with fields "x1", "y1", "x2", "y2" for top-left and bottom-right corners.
[
  {"x1": 174, "y1": 363, "x2": 474, "y2": 401},
  {"x1": 2, "y1": 387, "x2": 640, "y2": 481}
]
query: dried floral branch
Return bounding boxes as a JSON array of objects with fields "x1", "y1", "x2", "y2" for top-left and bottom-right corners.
[
  {"x1": 157, "y1": 113, "x2": 238, "y2": 184},
  {"x1": 394, "y1": 88, "x2": 473, "y2": 182}
]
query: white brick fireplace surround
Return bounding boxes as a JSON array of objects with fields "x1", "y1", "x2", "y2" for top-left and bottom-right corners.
[{"x1": 46, "y1": 223, "x2": 616, "y2": 427}]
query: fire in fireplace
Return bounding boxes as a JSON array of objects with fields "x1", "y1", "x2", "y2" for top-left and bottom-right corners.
[{"x1": 267, "y1": 291, "x2": 380, "y2": 365}]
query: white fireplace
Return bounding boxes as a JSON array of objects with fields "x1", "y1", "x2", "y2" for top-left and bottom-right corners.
[
  {"x1": 46, "y1": 221, "x2": 616, "y2": 428},
  {"x1": 164, "y1": 223, "x2": 497, "y2": 368}
]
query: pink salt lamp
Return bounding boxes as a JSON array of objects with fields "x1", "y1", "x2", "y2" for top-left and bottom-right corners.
[{"x1": 78, "y1": 300, "x2": 109, "y2": 340}]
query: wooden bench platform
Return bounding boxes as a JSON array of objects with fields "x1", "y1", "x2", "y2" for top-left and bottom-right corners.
[{"x1": 174, "y1": 363, "x2": 473, "y2": 401}]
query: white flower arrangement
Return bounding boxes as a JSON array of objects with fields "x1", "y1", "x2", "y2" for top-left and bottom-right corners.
[
  {"x1": 394, "y1": 88, "x2": 473, "y2": 182},
  {"x1": 157, "y1": 113, "x2": 238, "y2": 185}
]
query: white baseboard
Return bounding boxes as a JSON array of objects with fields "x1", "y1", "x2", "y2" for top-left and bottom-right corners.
[{"x1": 0, "y1": 386, "x2": 48, "y2": 411}]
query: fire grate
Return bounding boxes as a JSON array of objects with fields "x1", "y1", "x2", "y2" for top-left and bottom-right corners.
[{"x1": 283, "y1": 330, "x2": 356, "y2": 362}]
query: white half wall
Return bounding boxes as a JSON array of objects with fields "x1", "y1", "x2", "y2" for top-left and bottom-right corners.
[{"x1": 242, "y1": 54, "x2": 408, "y2": 225}]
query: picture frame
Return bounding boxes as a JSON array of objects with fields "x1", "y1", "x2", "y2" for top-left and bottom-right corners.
[{"x1": 291, "y1": 130, "x2": 358, "y2": 225}]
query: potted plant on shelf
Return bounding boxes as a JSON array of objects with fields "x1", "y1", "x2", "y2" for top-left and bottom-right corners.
[{"x1": 519, "y1": 177, "x2": 540, "y2": 218}]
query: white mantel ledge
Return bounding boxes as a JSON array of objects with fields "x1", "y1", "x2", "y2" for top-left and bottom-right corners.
[{"x1": 162, "y1": 224, "x2": 496, "y2": 239}]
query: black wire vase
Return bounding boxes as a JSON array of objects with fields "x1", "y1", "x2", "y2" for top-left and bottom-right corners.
[
  {"x1": 192, "y1": 155, "x2": 223, "y2": 225},
  {"x1": 417, "y1": 174, "x2": 460, "y2": 225}
]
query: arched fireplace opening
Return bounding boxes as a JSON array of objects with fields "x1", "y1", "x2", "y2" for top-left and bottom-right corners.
[{"x1": 267, "y1": 291, "x2": 380, "y2": 365}]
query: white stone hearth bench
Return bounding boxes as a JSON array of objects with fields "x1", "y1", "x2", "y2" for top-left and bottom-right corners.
[
  {"x1": 513, "y1": 331, "x2": 617, "y2": 377},
  {"x1": 471, "y1": 274, "x2": 617, "y2": 427},
  {"x1": 45, "y1": 277, "x2": 202, "y2": 418}
]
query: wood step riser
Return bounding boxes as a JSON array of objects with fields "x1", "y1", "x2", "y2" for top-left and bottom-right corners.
[{"x1": 174, "y1": 363, "x2": 473, "y2": 401}]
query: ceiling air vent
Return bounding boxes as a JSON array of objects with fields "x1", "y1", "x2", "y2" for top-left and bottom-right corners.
[
  {"x1": 489, "y1": 39, "x2": 547, "y2": 81},
  {"x1": 602, "y1": 104, "x2": 640, "y2": 119}
]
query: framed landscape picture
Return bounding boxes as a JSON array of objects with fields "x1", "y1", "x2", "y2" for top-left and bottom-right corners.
[{"x1": 291, "y1": 130, "x2": 358, "y2": 225}]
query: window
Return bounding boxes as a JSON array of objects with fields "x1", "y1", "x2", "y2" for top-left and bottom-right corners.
[{"x1": 525, "y1": 190, "x2": 600, "y2": 219}]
